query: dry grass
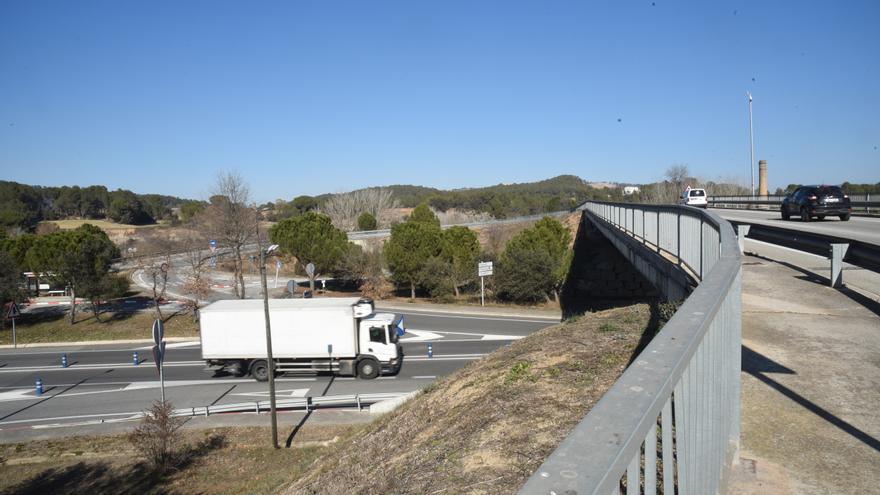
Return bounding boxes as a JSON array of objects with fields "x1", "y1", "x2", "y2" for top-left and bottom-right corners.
[
  {"x1": 43, "y1": 219, "x2": 160, "y2": 231},
  {"x1": 285, "y1": 303, "x2": 656, "y2": 495},
  {"x1": 0, "y1": 425, "x2": 355, "y2": 495},
  {"x1": 0, "y1": 309, "x2": 198, "y2": 345}
]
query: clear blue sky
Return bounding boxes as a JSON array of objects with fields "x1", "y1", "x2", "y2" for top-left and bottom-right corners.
[{"x1": 1, "y1": 1, "x2": 878, "y2": 202}]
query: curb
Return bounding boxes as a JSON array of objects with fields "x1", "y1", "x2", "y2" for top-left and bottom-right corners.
[
  {"x1": 375, "y1": 303, "x2": 561, "y2": 321},
  {"x1": 0, "y1": 336, "x2": 200, "y2": 350},
  {"x1": 369, "y1": 391, "x2": 419, "y2": 414}
]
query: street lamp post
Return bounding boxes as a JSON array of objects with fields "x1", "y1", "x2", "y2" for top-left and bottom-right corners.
[
  {"x1": 747, "y1": 91, "x2": 756, "y2": 197},
  {"x1": 256, "y1": 217, "x2": 280, "y2": 448}
]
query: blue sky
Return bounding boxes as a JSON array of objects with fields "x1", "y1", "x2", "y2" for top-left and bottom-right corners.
[{"x1": 1, "y1": 1, "x2": 877, "y2": 202}]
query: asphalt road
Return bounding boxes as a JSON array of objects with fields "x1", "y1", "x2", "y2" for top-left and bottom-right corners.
[
  {"x1": 713, "y1": 208, "x2": 880, "y2": 245},
  {"x1": 0, "y1": 309, "x2": 555, "y2": 439}
]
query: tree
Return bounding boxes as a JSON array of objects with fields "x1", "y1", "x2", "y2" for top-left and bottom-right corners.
[
  {"x1": 322, "y1": 188, "x2": 397, "y2": 231},
  {"x1": 419, "y1": 256, "x2": 454, "y2": 298},
  {"x1": 408, "y1": 203, "x2": 440, "y2": 227},
  {"x1": 338, "y1": 242, "x2": 392, "y2": 299},
  {"x1": 495, "y1": 217, "x2": 572, "y2": 303},
  {"x1": 385, "y1": 221, "x2": 442, "y2": 299},
  {"x1": 0, "y1": 250, "x2": 21, "y2": 329},
  {"x1": 357, "y1": 212, "x2": 378, "y2": 231},
  {"x1": 269, "y1": 212, "x2": 349, "y2": 291},
  {"x1": 108, "y1": 189, "x2": 154, "y2": 225},
  {"x1": 440, "y1": 226, "x2": 480, "y2": 296},
  {"x1": 179, "y1": 200, "x2": 206, "y2": 222},
  {"x1": 196, "y1": 172, "x2": 256, "y2": 299},
  {"x1": 496, "y1": 244, "x2": 556, "y2": 303},
  {"x1": 30, "y1": 224, "x2": 121, "y2": 323}
]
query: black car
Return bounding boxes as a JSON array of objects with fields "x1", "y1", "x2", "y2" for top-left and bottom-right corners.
[{"x1": 781, "y1": 185, "x2": 852, "y2": 222}]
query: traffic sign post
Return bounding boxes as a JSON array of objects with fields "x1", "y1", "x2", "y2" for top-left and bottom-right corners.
[
  {"x1": 5, "y1": 302, "x2": 20, "y2": 349},
  {"x1": 151, "y1": 319, "x2": 166, "y2": 403},
  {"x1": 477, "y1": 262, "x2": 494, "y2": 307},
  {"x1": 274, "y1": 260, "x2": 282, "y2": 289},
  {"x1": 306, "y1": 263, "x2": 316, "y2": 292}
]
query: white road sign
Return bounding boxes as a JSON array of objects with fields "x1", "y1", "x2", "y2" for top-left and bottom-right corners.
[{"x1": 478, "y1": 261, "x2": 494, "y2": 277}]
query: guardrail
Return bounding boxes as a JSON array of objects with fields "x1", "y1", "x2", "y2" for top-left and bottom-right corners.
[
  {"x1": 729, "y1": 221, "x2": 880, "y2": 287},
  {"x1": 519, "y1": 202, "x2": 742, "y2": 495},
  {"x1": 708, "y1": 194, "x2": 880, "y2": 213}
]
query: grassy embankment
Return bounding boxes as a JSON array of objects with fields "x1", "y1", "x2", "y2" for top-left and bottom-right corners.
[
  {"x1": 0, "y1": 303, "x2": 658, "y2": 494},
  {"x1": 0, "y1": 310, "x2": 198, "y2": 345}
]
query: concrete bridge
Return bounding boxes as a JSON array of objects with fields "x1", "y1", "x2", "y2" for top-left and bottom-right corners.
[{"x1": 519, "y1": 202, "x2": 880, "y2": 495}]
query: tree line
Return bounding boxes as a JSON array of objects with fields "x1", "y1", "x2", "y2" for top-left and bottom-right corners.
[{"x1": 0, "y1": 180, "x2": 192, "y2": 232}]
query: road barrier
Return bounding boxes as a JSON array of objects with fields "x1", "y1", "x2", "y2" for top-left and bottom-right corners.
[
  {"x1": 708, "y1": 194, "x2": 880, "y2": 213},
  {"x1": 519, "y1": 202, "x2": 742, "y2": 495},
  {"x1": 729, "y1": 221, "x2": 880, "y2": 287}
]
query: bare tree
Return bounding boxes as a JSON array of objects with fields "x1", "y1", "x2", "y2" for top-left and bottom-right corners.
[
  {"x1": 179, "y1": 229, "x2": 211, "y2": 321},
  {"x1": 322, "y1": 188, "x2": 398, "y2": 231},
  {"x1": 141, "y1": 252, "x2": 171, "y2": 321},
  {"x1": 197, "y1": 172, "x2": 256, "y2": 299}
]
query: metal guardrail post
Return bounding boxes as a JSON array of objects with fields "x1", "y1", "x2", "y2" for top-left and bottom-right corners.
[
  {"x1": 831, "y1": 243, "x2": 850, "y2": 288},
  {"x1": 736, "y1": 225, "x2": 751, "y2": 254}
]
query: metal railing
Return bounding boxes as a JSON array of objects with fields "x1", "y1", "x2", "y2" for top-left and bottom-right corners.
[
  {"x1": 519, "y1": 202, "x2": 742, "y2": 495},
  {"x1": 708, "y1": 194, "x2": 880, "y2": 213}
]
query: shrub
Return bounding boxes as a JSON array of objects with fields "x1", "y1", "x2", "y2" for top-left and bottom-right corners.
[
  {"x1": 128, "y1": 400, "x2": 185, "y2": 472},
  {"x1": 357, "y1": 212, "x2": 378, "y2": 231}
]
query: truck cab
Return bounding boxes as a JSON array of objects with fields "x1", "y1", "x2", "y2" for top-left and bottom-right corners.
[{"x1": 357, "y1": 313, "x2": 404, "y2": 378}]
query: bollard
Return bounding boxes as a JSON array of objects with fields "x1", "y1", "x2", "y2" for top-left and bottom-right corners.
[
  {"x1": 61, "y1": 354, "x2": 68, "y2": 368},
  {"x1": 35, "y1": 378, "x2": 43, "y2": 396},
  {"x1": 133, "y1": 351, "x2": 139, "y2": 365},
  {"x1": 427, "y1": 343, "x2": 433, "y2": 358}
]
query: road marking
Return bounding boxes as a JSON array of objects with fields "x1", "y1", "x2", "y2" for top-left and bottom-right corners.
[
  {"x1": 0, "y1": 411, "x2": 143, "y2": 427},
  {"x1": 232, "y1": 388, "x2": 310, "y2": 398},
  {"x1": 0, "y1": 361, "x2": 205, "y2": 374},
  {"x1": 399, "y1": 329, "x2": 444, "y2": 342},
  {"x1": 380, "y1": 309, "x2": 558, "y2": 323},
  {"x1": 133, "y1": 342, "x2": 200, "y2": 350},
  {"x1": 411, "y1": 375, "x2": 436, "y2": 379}
]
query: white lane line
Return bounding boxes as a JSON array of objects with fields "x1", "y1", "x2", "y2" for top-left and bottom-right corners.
[
  {"x1": 0, "y1": 378, "x2": 252, "y2": 402},
  {"x1": 133, "y1": 342, "x2": 200, "y2": 350},
  {"x1": 399, "y1": 329, "x2": 525, "y2": 342},
  {"x1": 380, "y1": 310, "x2": 558, "y2": 323},
  {"x1": 411, "y1": 375, "x2": 436, "y2": 379},
  {"x1": 232, "y1": 388, "x2": 310, "y2": 398},
  {"x1": 0, "y1": 361, "x2": 205, "y2": 373},
  {"x1": 0, "y1": 411, "x2": 143, "y2": 427}
]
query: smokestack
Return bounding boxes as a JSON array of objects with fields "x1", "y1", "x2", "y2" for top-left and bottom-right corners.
[{"x1": 758, "y1": 160, "x2": 768, "y2": 197}]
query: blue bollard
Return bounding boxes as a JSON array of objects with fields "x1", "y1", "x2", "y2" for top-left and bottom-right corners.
[
  {"x1": 427, "y1": 343, "x2": 433, "y2": 358},
  {"x1": 35, "y1": 378, "x2": 43, "y2": 396},
  {"x1": 61, "y1": 354, "x2": 68, "y2": 368},
  {"x1": 133, "y1": 351, "x2": 139, "y2": 365}
]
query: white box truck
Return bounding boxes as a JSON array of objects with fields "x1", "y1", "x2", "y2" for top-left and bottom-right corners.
[{"x1": 200, "y1": 297, "x2": 404, "y2": 381}]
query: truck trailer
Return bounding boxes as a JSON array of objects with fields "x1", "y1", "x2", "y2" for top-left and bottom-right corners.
[{"x1": 200, "y1": 297, "x2": 404, "y2": 381}]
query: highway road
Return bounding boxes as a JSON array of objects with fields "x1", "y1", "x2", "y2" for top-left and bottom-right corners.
[
  {"x1": 0, "y1": 309, "x2": 555, "y2": 438},
  {"x1": 713, "y1": 208, "x2": 880, "y2": 245}
]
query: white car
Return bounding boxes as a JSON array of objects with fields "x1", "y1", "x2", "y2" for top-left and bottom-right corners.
[{"x1": 679, "y1": 188, "x2": 708, "y2": 208}]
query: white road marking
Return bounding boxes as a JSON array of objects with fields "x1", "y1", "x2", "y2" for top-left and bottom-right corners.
[
  {"x1": 380, "y1": 309, "x2": 558, "y2": 323},
  {"x1": 411, "y1": 375, "x2": 436, "y2": 379},
  {"x1": 232, "y1": 388, "x2": 310, "y2": 398},
  {"x1": 399, "y1": 329, "x2": 444, "y2": 342},
  {"x1": 134, "y1": 342, "x2": 200, "y2": 350},
  {"x1": 0, "y1": 361, "x2": 205, "y2": 374}
]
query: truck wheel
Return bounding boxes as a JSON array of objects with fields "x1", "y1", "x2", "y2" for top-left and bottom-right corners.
[
  {"x1": 357, "y1": 359, "x2": 379, "y2": 380},
  {"x1": 250, "y1": 360, "x2": 271, "y2": 382}
]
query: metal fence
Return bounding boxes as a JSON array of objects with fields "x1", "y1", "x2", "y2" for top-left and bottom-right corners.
[
  {"x1": 519, "y1": 202, "x2": 742, "y2": 495},
  {"x1": 708, "y1": 194, "x2": 879, "y2": 213}
]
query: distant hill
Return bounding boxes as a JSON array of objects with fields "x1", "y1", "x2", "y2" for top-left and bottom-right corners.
[{"x1": 322, "y1": 175, "x2": 625, "y2": 219}]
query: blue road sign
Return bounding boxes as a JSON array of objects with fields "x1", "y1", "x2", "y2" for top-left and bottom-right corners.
[{"x1": 210, "y1": 239, "x2": 217, "y2": 248}]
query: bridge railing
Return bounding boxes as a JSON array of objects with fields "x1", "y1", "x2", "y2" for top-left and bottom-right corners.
[{"x1": 518, "y1": 202, "x2": 742, "y2": 495}]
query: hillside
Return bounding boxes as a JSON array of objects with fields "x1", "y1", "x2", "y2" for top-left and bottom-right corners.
[{"x1": 285, "y1": 303, "x2": 656, "y2": 495}]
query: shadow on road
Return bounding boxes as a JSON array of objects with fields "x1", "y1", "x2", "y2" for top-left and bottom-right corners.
[{"x1": 742, "y1": 345, "x2": 880, "y2": 453}]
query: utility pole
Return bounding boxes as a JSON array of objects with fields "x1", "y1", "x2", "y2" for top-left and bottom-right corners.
[
  {"x1": 256, "y1": 216, "x2": 279, "y2": 449},
  {"x1": 747, "y1": 91, "x2": 756, "y2": 197}
]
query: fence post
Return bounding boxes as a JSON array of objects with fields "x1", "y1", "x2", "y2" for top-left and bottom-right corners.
[
  {"x1": 736, "y1": 225, "x2": 751, "y2": 254},
  {"x1": 830, "y1": 243, "x2": 849, "y2": 288}
]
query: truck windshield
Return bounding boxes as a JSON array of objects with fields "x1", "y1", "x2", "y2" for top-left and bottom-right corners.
[{"x1": 388, "y1": 324, "x2": 399, "y2": 343}]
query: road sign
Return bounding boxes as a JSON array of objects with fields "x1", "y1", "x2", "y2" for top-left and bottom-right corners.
[
  {"x1": 151, "y1": 319, "x2": 164, "y2": 346},
  {"x1": 151, "y1": 342, "x2": 166, "y2": 370},
  {"x1": 305, "y1": 262, "x2": 315, "y2": 277},
  {"x1": 276, "y1": 260, "x2": 282, "y2": 269},
  {"x1": 210, "y1": 239, "x2": 217, "y2": 253},
  {"x1": 478, "y1": 261, "x2": 494, "y2": 277},
  {"x1": 4, "y1": 302, "x2": 21, "y2": 320},
  {"x1": 287, "y1": 280, "x2": 296, "y2": 295}
]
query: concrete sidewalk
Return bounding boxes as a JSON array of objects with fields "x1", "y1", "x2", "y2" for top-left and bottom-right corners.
[{"x1": 727, "y1": 256, "x2": 880, "y2": 494}]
